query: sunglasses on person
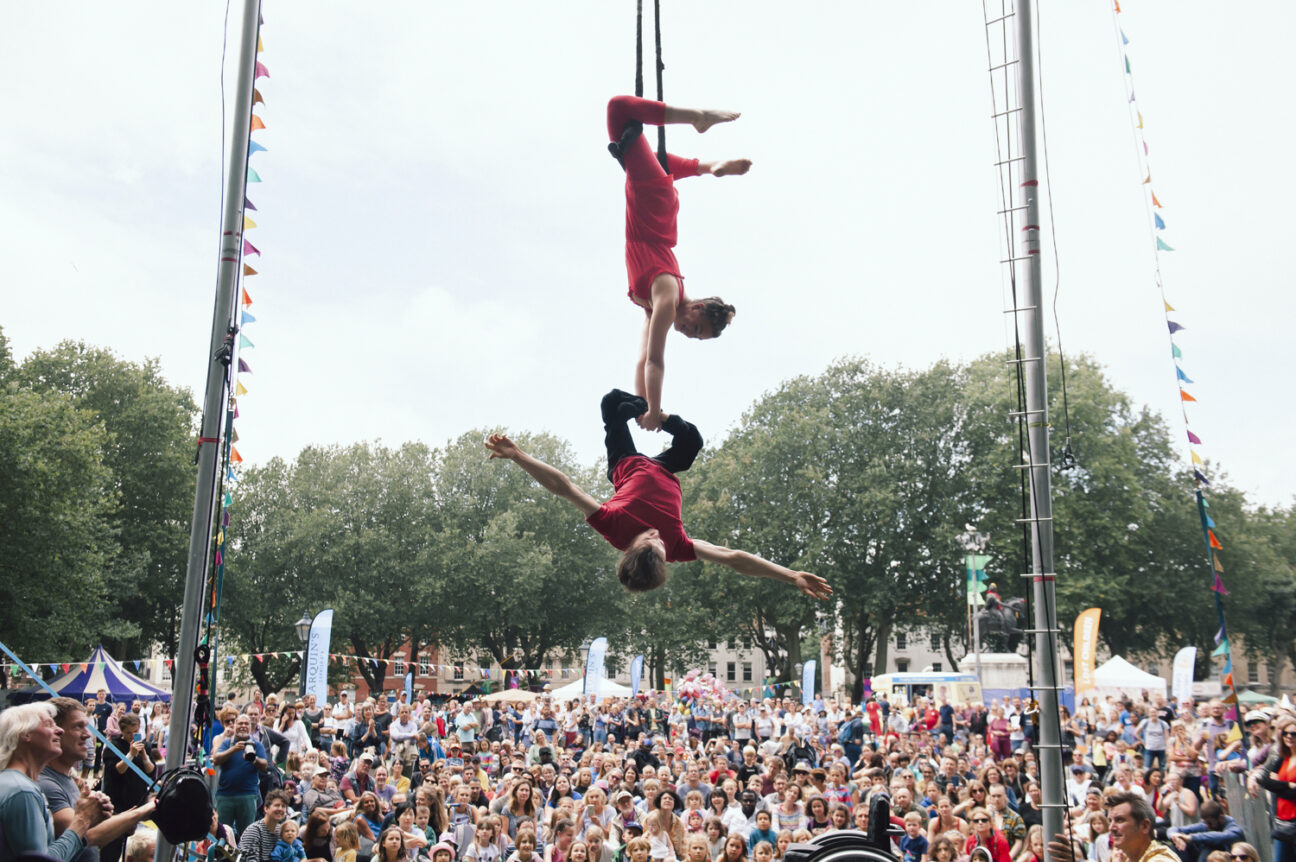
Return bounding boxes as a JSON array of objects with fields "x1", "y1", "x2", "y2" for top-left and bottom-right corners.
[
  {"x1": 1231, "y1": 855, "x2": 1252, "y2": 860},
  {"x1": 1283, "y1": 731, "x2": 1296, "y2": 739},
  {"x1": 972, "y1": 818, "x2": 991, "y2": 824}
]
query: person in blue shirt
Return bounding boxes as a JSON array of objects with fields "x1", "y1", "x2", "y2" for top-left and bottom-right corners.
[
  {"x1": 213, "y1": 713, "x2": 269, "y2": 837},
  {"x1": 1167, "y1": 801, "x2": 1245, "y2": 862},
  {"x1": 271, "y1": 818, "x2": 306, "y2": 862},
  {"x1": 899, "y1": 811, "x2": 930, "y2": 862},
  {"x1": 748, "y1": 809, "x2": 779, "y2": 854}
]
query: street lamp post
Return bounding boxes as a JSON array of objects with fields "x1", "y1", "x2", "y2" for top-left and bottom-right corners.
[{"x1": 295, "y1": 613, "x2": 312, "y2": 697}]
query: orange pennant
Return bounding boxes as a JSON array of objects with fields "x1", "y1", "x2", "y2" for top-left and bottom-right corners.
[
  {"x1": 231, "y1": 447, "x2": 244, "y2": 464},
  {"x1": 243, "y1": 264, "x2": 257, "y2": 276},
  {"x1": 1143, "y1": 172, "x2": 1151, "y2": 184},
  {"x1": 1223, "y1": 692, "x2": 1238, "y2": 705},
  {"x1": 1223, "y1": 672, "x2": 1233, "y2": 687},
  {"x1": 253, "y1": 88, "x2": 264, "y2": 106},
  {"x1": 250, "y1": 115, "x2": 266, "y2": 131},
  {"x1": 1209, "y1": 530, "x2": 1223, "y2": 550},
  {"x1": 1180, "y1": 390, "x2": 1197, "y2": 402},
  {"x1": 241, "y1": 288, "x2": 253, "y2": 307},
  {"x1": 1152, "y1": 192, "x2": 1163, "y2": 208},
  {"x1": 1114, "y1": 0, "x2": 1120, "y2": 10},
  {"x1": 1213, "y1": 553, "x2": 1224, "y2": 573}
]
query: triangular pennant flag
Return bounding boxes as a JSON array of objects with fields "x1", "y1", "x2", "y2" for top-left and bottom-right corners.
[
  {"x1": 239, "y1": 334, "x2": 255, "y2": 349},
  {"x1": 1209, "y1": 530, "x2": 1223, "y2": 549},
  {"x1": 1121, "y1": 28, "x2": 1128, "y2": 44},
  {"x1": 231, "y1": 448, "x2": 243, "y2": 464},
  {"x1": 1211, "y1": 639, "x2": 1229, "y2": 657},
  {"x1": 1157, "y1": 237, "x2": 1175, "y2": 251},
  {"x1": 1176, "y1": 366, "x2": 1193, "y2": 383},
  {"x1": 1211, "y1": 574, "x2": 1229, "y2": 595},
  {"x1": 1114, "y1": 0, "x2": 1120, "y2": 11},
  {"x1": 1194, "y1": 469, "x2": 1210, "y2": 485},
  {"x1": 61, "y1": 663, "x2": 70, "y2": 673},
  {"x1": 1124, "y1": 56, "x2": 1131, "y2": 74},
  {"x1": 1223, "y1": 656, "x2": 1233, "y2": 674},
  {"x1": 223, "y1": 511, "x2": 230, "y2": 527},
  {"x1": 253, "y1": 88, "x2": 264, "y2": 106},
  {"x1": 1164, "y1": 300, "x2": 1175, "y2": 312},
  {"x1": 1129, "y1": 90, "x2": 1135, "y2": 103},
  {"x1": 227, "y1": 656, "x2": 235, "y2": 667},
  {"x1": 1168, "y1": 320, "x2": 1185, "y2": 334},
  {"x1": 243, "y1": 263, "x2": 257, "y2": 276},
  {"x1": 243, "y1": 215, "x2": 257, "y2": 230},
  {"x1": 1152, "y1": 191, "x2": 1163, "y2": 208},
  {"x1": 164, "y1": 659, "x2": 173, "y2": 668},
  {"x1": 1214, "y1": 625, "x2": 1224, "y2": 644},
  {"x1": 255, "y1": 61, "x2": 270, "y2": 79},
  {"x1": 248, "y1": 141, "x2": 267, "y2": 155},
  {"x1": 247, "y1": 168, "x2": 262, "y2": 182},
  {"x1": 242, "y1": 312, "x2": 257, "y2": 327},
  {"x1": 244, "y1": 197, "x2": 257, "y2": 212},
  {"x1": 1188, "y1": 430, "x2": 1202, "y2": 444},
  {"x1": 1180, "y1": 389, "x2": 1196, "y2": 402},
  {"x1": 134, "y1": 661, "x2": 142, "y2": 670},
  {"x1": 230, "y1": 427, "x2": 238, "y2": 443},
  {"x1": 226, "y1": 467, "x2": 236, "y2": 482},
  {"x1": 1223, "y1": 691, "x2": 1238, "y2": 705},
  {"x1": 1154, "y1": 213, "x2": 1165, "y2": 230},
  {"x1": 1143, "y1": 140, "x2": 1148, "y2": 155},
  {"x1": 80, "y1": 663, "x2": 88, "y2": 673},
  {"x1": 223, "y1": 489, "x2": 233, "y2": 507},
  {"x1": 237, "y1": 358, "x2": 251, "y2": 373},
  {"x1": 1143, "y1": 171, "x2": 1151, "y2": 184},
  {"x1": 257, "y1": 35, "x2": 264, "y2": 53},
  {"x1": 235, "y1": 381, "x2": 248, "y2": 396},
  {"x1": 250, "y1": 115, "x2": 266, "y2": 132},
  {"x1": 1172, "y1": 343, "x2": 1182, "y2": 359},
  {"x1": 1191, "y1": 451, "x2": 1203, "y2": 465},
  {"x1": 1223, "y1": 672, "x2": 1234, "y2": 688},
  {"x1": 1213, "y1": 552, "x2": 1224, "y2": 573},
  {"x1": 255, "y1": 653, "x2": 263, "y2": 662},
  {"x1": 215, "y1": 550, "x2": 223, "y2": 566},
  {"x1": 1137, "y1": 112, "x2": 1143, "y2": 129},
  {"x1": 243, "y1": 239, "x2": 260, "y2": 257}
]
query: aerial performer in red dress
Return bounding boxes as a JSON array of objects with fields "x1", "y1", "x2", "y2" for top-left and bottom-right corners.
[
  {"x1": 605, "y1": 95, "x2": 751, "y2": 431},
  {"x1": 486, "y1": 389, "x2": 830, "y2": 600}
]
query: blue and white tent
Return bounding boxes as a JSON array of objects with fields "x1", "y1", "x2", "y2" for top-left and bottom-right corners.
[{"x1": 15, "y1": 644, "x2": 171, "y2": 703}]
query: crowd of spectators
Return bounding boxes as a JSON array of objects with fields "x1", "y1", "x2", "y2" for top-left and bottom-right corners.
[{"x1": 3, "y1": 685, "x2": 1293, "y2": 862}]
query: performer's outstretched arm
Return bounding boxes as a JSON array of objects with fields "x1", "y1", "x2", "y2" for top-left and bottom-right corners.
[
  {"x1": 486, "y1": 434, "x2": 600, "y2": 516},
  {"x1": 691, "y1": 540, "x2": 832, "y2": 599}
]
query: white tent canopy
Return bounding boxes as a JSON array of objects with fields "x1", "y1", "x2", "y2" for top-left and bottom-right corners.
[
  {"x1": 549, "y1": 676, "x2": 634, "y2": 701},
  {"x1": 1092, "y1": 655, "x2": 1167, "y2": 698}
]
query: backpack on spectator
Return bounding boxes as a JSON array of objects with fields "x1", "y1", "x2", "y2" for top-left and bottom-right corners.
[
  {"x1": 838, "y1": 717, "x2": 859, "y2": 745},
  {"x1": 154, "y1": 766, "x2": 216, "y2": 844}
]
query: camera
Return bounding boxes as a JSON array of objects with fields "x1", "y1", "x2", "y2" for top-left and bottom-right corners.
[{"x1": 243, "y1": 743, "x2": 257, "y2": 762}]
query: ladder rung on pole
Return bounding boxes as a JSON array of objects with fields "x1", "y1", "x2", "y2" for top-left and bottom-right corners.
[
  {"x1": 1012, "y1": 462, "x2": 1052, "y2": 469},
  {"x1": 1005, "y1": 356, "x2": 1043, "y2": 364},
  {"x1": 985, "y1": 13, "x2": 1015, "y2": 25},
  {"x1": 995, "y1": 156, "x2": 1026, "y2": 166},
  {"x1": 989, "y1": 60, "x2": 1020, "y2": 72},
  {"x1": 997, "y1": 205, "x2": 1029, "y2": 214},
  {"x1": 1008, "y1": 408, "x2": 1046, "y2": 417},
  {"x1": 992, "y1": 108, "x2": 1023, "y2": 118},
  {"x1": 1016, "y1": 516, "x2": 1054, "y2": 523},
  {"x1": 1004, "y1": 306, "x2": 1039, "y2": 313},
  {"x1": 1000, "y1": 255, "x2": 1035, "y2": 263}
]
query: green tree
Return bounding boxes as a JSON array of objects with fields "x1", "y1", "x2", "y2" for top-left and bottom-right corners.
[
  {"x1": 16, "y1": 341, "x2": 198, "y2": 656},
  {"x1": 0, "y1": 384, "x2": 119, "y2": 662}
]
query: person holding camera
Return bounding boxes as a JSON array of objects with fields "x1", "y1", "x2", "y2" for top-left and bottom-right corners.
[
  {"x1": 213, "y1": 713, "x2": 269, "y2": 837},
  {"x1": 100, "y1": 712, "x2": 157, "y2": 862}
]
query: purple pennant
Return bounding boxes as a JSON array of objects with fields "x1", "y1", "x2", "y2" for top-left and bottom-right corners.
[
  {"x1": 215, "y1": 550, "x2": 223, "y2": 566},
  {"x1": 222, "y1": 511, "x2": 230, "y2": 527},
  {"x1": 1214, "y1": 625, "x2": 1224, "y2": 644},
  {"x1": 244, "y1": 197, "x2": 257, "y2": 212},
  {"x1": 1211, "y1": 574, "x2": 1229, "y2": 595},
  {"x1": 1167, "y1": 320, "x2": 1185, "y2": 334},
  {"x1": 1194, "y1": 469, "x2": 1210, "y2": 485},
  {"x1": 1187, "y1": 430, "x2": 1202, "y2": 445},
  {"x1": 255, "y1": 61, "x2": 270, "y2": 79},
  {"x1": 238, "y1": 358, "x2": 251, "y2": 373},
  {"x1": 243, "y1": 239, "x2": 260, "y2": 257}
]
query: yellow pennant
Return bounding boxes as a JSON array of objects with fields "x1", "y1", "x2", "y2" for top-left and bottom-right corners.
[
  {"x1": 1191, "y1": 450, "x2": 1203, "y2": 465},
  {"x1": 1164, "y1": 300, "x2": 1175, "y2": 312},
  {"x1": 1137, "y1": 112, "x2": 1143, "y2": 129},
  {"x1": 1224, "y1": 722, "x2": 1243, "y2": 744},
  {"x1": 235, "y1": 381, "x2": 248, "y2": 396},
  {"x1": 243, "y1": 215, "x2": 257, "y2": 230},
  {"x1": 258, "y1": 35, "x2": 264, "y2": 52},
  {"x1": 1213, "y1": 553, "x2": 1224, "y2": 573}
]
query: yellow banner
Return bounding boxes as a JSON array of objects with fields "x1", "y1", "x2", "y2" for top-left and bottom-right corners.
[{"x1": 1074, "y1": 608, "x2": 1102, "y2": 693}]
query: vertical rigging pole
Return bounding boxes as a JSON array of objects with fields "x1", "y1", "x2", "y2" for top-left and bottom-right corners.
[
  {"x1": 1009, "y1": 0, "x2": 1067, "y2": 851},
  {"x1": 157, "y1": 0, "x2": 261, "y2": 860}
]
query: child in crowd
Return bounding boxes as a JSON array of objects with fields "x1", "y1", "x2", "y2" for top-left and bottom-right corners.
[
  {"x1": 271, "y1": 819, "x2": 307, "y2": 862},
  {"x1": 899, "y1": 811, "x2": 929, "y2": 862},
  {"x1": 334, "y1": 822, "x2": 361, "y2": 862}
]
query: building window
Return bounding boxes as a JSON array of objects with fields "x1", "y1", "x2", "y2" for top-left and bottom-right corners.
[
  {"x1": 727, "y1": 662, "x2": 736, "y2": 681},
  {"x1": 1146, "y1": 663, "x2": 1158, "y2": 676},
  {"x1": 707, "y1": 639, "x2": 717, "y2": 649},
  {"x1": 896, "y1": 660, "x2": 910, "y2": 673},
  {"x1": 742, "y1": 638, "x2": 752, "y2": 650},
  {"x1": 419, "y1": 658, "x2": 431, "y2": 677},
  {"x1": 453, "y1": 665, "x2": 465, "y2": 680},
  {"x1": 393, "y1": 659, "x2": 406, "y2": 676},
  {"x1": 931, "y1": 633, "x2": 941, "y2": 650},
  {"x1": 896, "y1": 633, "x2": 907, "y2": 650},
  {"x1": 1248, "y1": 663, "x2": 1259, "y2": 683},
  {"x1": 708, "y1": 664, "x2": 717, "y2": 678},
  {"x1": 743, "y1": 662, "x2": 753, "y2": 682},
  {"x1": 160, "y1": 663, "x2": 171, "y2": 683},
  {"x1": 932, "y1": 663, "x2": 942, "y2": 672}
]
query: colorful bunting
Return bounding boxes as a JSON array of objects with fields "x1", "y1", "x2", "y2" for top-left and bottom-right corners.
[
  {"x1": 1171, "y1": 342, "x2": 1182, "y2": 358},
  {"x1": 243, "y1": 239, "x2": 260, "y2": 256},
  {"x1": 1156, "y1": 237, "x2": 1175, "y2": 251},
  {"x1": 250, "y1": 115, "x2": 266, "y2": 131},
  {"x1": 237, "y1": 358, "x2": 251, "y2": 374},
  {"x1": 1209, "y1": 530, "x2": 1223, "y2": 550},
  {"x1": 1175, "y1": 366, "x2": 1193, "y2": 383},
  {"x1": 247, "y1": 168, "x2": 262, "y2": 182},
  {"x1": 235, "y1": 381, "x2": 248, "y2": 396},
  {"x1": 248, "y1": 141, "x2": 266, "y2": 155},
  {"x1": 243, "y1": 264, "x2": 257, "y2": 276},
  {"x1": 239, "y1": 334, "x2": 255, "y2": 349},
  {"x1": 253, "y1": 89, "x2": 264, "y2": 106},
  {"x1": 1211, "y1": 639, "x2": 1229, "y2": 657},
  {"x1": 1152, "y1": 191, "x2": 1162, "y2": 207},
  {"x1": 1179, "y1": 390, "x2": 1196, "y2": 402},
  {"x1": 1154, "y1": 213, "x2": 1165, "y2": 229},
  {"x1": 243, "y1": 215, "x2": 257, "y2": 230},
  {"x1": 254, "y1": 62, "x2": 270, "y2": 79},
  {"x1": 1213, "y1": 553, "x2": 1224, "y2": 573}
]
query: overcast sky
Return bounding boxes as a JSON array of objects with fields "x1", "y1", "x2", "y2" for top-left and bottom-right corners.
[{"x1": 2, "y1": 2, "x2": 1290, "y2": 511}]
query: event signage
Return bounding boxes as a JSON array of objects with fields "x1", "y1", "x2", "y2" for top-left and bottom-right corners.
[
  {"x1": 585, "y1": 637, "x2": 608, "y2": 703},
  {"x1": 630, "y1": 654, "x2": 644, "y2": 697},
  {"x1": 1171, "y1": 646, "x2": 1197, "y2": 702},
  {"x1": 801, "y1": 660, "x2": 816, "y2": 706},
  {"x1": 303, "y1": 609, "x2": 333, "y2": 703},
  {"x1": 1073, "y1": 608, "x2": 1102, "y2": 693}
]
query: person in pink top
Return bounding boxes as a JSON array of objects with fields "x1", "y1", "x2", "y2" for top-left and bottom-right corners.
[
  {"x1": 605, "y1": 95, "x2": 750, "y2": 431},
  {"x1": 485, "y1": 389, "x2": 831, "y2": 598}
]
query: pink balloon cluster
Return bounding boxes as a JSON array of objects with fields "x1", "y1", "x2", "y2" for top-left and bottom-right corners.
[{"x1": 676, "y1": 669, "x2": 729, "y2": 703}]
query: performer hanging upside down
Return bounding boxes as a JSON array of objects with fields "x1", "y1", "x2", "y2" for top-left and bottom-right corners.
[
  {"x1": 606, "y1": 95, "x2": 751, "y2": 431},
  {"x1": 485, "y1": 389, "x2": 831, "y2": 599}
]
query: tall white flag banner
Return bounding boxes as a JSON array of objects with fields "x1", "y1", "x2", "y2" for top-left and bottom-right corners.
[
  {"x1": 801, "y1": 660, "x2": 817, "y2": 707},
  {"x1": 1171, "y1": 646, "x2": 1197, "y2": 702},
  {"x1": 630, "y1": 655, "x2": 645, "y2": 697},
  {"x1": 585, "y1": 637, "x2": 608, "y2": 703},
  {"x1": 304, "y1": 609, "x2": 334, "y2": 704}
]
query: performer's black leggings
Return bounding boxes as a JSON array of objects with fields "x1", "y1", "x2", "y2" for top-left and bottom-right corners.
[{"x1": 601, "y1": 389, "x2": 703, "y2": 482}]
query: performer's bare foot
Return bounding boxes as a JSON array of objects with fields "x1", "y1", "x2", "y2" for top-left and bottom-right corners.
[
  {"x1": 693, "y1": 109, "x2": 740, "y2": 133},
  {"x1": 712, "y1": 159, "x2": 752, "y2": 177}
]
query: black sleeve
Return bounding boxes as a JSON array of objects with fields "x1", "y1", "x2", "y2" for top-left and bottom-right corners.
[{"x1": 1255, "y1": 753, "x2": 1296, "y2": 800}]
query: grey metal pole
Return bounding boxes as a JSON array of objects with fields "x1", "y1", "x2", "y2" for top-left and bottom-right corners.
[
  {"x1": 1010, "y1": 0, "x2": 1066, "y2": 852},
  {"x1": 156, "y1": 1, "x2": 261, "y2": 860}
]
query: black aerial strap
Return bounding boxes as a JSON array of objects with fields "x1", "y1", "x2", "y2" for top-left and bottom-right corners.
[{"x1": 635, "y1": 0, "x2": 669, "y2": 173}]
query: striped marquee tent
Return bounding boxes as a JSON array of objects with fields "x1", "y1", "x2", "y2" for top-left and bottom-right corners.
[{"x1": 15, "y1": 644, "x2": 171, "y2": 703}]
